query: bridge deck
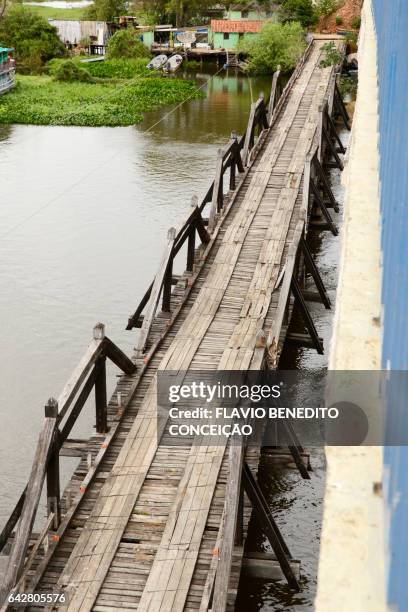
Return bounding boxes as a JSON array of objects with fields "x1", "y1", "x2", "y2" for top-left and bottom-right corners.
[{"x1": 11, "y1": 39, "x2": 341, "y2": 612}]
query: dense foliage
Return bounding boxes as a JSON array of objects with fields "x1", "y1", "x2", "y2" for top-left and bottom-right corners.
[
  {"x1": 85, "y1": 58, "x2": 150, "y2": 78},
  {"x1": 0, "y1": 75, "x2": 204, "y2": 126},
  {"x1": 319, "y1": 41, "x2": 343, "y2": 67},
  {"x1": 53, "y1": 59, "x2": 93, "y2": 82},
  {"x1": 106, "y1": 30, "x2": 147, "y2": 59},
  {"x1": 239, "y1": 21, "x2": 306, "y2": 74},
  {"x1": 279, "y1": 0, "x2": 317, "y2": 28},
  {"x1": 134, "y1": 0, "x2": 225, "y2": 26},
  {"x1": 86, "y1": 0, "x2": 126, "y2": 21},
  {"x1": 0, "y1": 6, "x2": 65, "y2": 73},
  {"x1": 315, "y1": 0, "x2": 340, "y2": 17}
]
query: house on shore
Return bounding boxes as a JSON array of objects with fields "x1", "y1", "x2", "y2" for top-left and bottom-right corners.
[{"x1": 210, "y1": 2, "x2": 278, "y2": 50}]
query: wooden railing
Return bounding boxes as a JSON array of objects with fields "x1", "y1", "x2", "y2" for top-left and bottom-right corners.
[
  {"x1": 0, "y1": 325, "x2": 136, "y2": 601},
  {"x1": 127, "y1": 65, "x2": 290, "y2": 348},
  {"x1": 127, "y1": 201, "x2": 211, "y2": 352}
]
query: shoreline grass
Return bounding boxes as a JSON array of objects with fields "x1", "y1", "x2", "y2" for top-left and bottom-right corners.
[
  {"x1": 0, "y1": 74, "x2": 204, "y2": 127},
  {"x1": 25, "y1": 5, "x2": 88, "y2": 20}
]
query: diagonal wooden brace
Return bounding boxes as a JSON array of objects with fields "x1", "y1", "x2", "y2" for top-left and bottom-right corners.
[
  {"x1": 309, "y1": 178, "x2": 339, "y2": 236},
  {"x1": 300, "y1": 237, "x2": 332, "y2": 309},
  {"x1": 334, "y1": 81, "x2": 351, "y2": 130},
  {"x1": 291, "y1": 275, "x2": 324, "y2": 355},
  {"x1": 312, "y1": 153, "x2": 339, "y2": 212},
  {"x1": 322, "y1": 123, "x2": 344, "y2": 171},
  {"x1": 242, "y1": 462, "x2": 300, "y2": 591}
]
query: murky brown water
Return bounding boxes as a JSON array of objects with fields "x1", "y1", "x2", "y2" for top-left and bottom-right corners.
[{"x1": 0, "y1": 64, "x2": 347, "y2": 609}]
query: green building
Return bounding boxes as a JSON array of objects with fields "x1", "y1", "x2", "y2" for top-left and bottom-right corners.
[{"x1": 210, "y1": 2, "x2": 277, "y2": 50}]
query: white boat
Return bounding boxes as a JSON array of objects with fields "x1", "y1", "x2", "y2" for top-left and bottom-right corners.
[
  {"x1": 163, "y1": 54, "x2": 183, "y2": 73},
  {"x1": 146, "y1": 54, "x2": 168, "y2": 70}
]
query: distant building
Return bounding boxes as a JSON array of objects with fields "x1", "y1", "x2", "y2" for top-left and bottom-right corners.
[{"x1": 210, "y1": 2, "x2": 277, "y2": 50}]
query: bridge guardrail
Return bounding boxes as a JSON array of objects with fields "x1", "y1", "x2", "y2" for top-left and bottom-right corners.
[{"x1": 0, "y1": 324, "x2": 136, "y2": 603}]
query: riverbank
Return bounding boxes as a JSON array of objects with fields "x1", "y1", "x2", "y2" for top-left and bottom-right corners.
[
  {"x1": 25, "y1": 4, "x2": 87, "y2": 19},
  {"x1": 0, "y1": 73, "x2": 204, "y2": 126}
]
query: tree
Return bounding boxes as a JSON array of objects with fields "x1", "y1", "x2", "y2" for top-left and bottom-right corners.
[
  {"x1": 133, "y1": 0, "x2": 218, "y2": 26},
  {"x1": 106, "y1": 29, "x2": 147, "y2": 59},
  {"x1": 239, "y1": 21, "x2": 306, "y2": 74},
  {"x1": 0, "y1": 6, "x2": 65, "y2": 73},
  {"x1": 86, "y1": 0, "x2": 126, "y2": 21},
  {"x1": 279, "y1": 0, "x2": 318, "y2": 28}
]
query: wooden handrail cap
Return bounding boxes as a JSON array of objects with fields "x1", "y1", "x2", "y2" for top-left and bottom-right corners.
[{"x1": 93, "y1": 323, "x2": 105, "y2": 340}]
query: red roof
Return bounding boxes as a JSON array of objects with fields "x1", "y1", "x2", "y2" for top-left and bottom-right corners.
[{"x1": 211, "y1": 19, "x2": 264, "y2": 33}]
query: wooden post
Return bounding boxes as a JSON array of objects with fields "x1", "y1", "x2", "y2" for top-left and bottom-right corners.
[
  {"x1": 230, "y1": 132, "x2": 237, "y2": 191},
  {"x1": 187, "y1": 227, "x2": 196, "y2": 273},
  {"x1": 208, "y1": 149, "x2": 225, "y2": 232},
  {"x1": 45, "y1": 398, "x2": 61, "y2": 530},
  {"x1": 268, "y1": 66, "x2": 281, "y2": 121},
  {"x1": 242, "y1": 101, "x2": 257, "y2": 166},
  {"x1": 94, "y1": 324, "x2": 108, "y2": 434},
  {"x1": 162, "y1": 258, "x2": 173, "y2": 314},
  {"x1": 235, "y1": 482, "x2": 244, "y2": 546},
  {"x1": 187, "y1": 196, "x2": 198, "y2": 273}
]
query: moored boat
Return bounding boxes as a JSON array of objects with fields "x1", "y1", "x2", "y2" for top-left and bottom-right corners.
[
  {"x1": 163, "y1": 54, "x2": 183, "y2": 73},
  {"x1": 147, "y1": 54, "x2": 168, "y2": 70},
  {"x1": 0, "y1": 47, "x2": 15, "y2": 95}
]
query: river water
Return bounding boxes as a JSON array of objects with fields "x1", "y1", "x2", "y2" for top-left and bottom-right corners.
[{"x1": 0, "y1": 65, "x2": 346, "y2": 609}]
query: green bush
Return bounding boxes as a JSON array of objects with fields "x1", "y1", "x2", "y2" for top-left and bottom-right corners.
[
  {"x1": 239, "y1": 21, "x2": 307, "y2": 74},
  {"x1": 0, "y1": 6, "x2": 65, "y2": 74},
  {"x1": 54, "y1": 60, "x2": 92, "y2": 82},
  {"x1": 85, "y1": 0, "x2": 126, "y2": 21},
  {"x1": 315, "y1": 0, "x2": 339, "y2": 18},
  {"x1": 339, "y1": 74, "x2": 357, "y2": 99},
  {"x1": 107, "y1": 30, "x2": 148, "y2": 59},
  {"x1": 85, "y1": 58, "x2": 150, "y2": 78},
  {"x1": 335, "y1": 15, "x2": 343, "y2": 26},
  {"x1": 319, "y1": 41, "x2": 343, "y2": 68},
  {"x1": 351, "y1": 16, "x2": 361, "y2": 29},
  {"x1": 279, "y1": 0, "x2": 317, "y2": 28}
]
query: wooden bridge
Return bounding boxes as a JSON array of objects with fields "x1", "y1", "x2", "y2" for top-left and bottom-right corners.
[{"x1": 0, "y1": 37, "x2": 349, "y2": 611}]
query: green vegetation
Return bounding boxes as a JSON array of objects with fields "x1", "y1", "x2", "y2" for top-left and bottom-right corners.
[
  {"x1": 0, "y1": 6, "x2": 65, "y2": 73},
  {"x1": 319, "y1": 41, "x2": 343, "y2": 68},
  {"x1": 24, "y1": 4, "x2": 88, "y2": 20},
  {"x1": 335, "y1": 15, "x2": 343, "y2": 26},
  {"x1": 0, "y1": 74, "x2": 204, "y2": 126},
  {"x1": 84, "y1": 58, "x2": 150, "y2": 78},
  {"x1": 47, "y1": 57, "x2": 151, "y2": 79},
  {"x1": 339, "y1": 74, "x2": 358, "y2": 99},
  {"x1": 106, "y1": 30, "x2": 148, "y2": 59},
  {"x1": 53, "y1": 59, "x2": 93, "y2": 82},
  {"x1": 315, "y1": 0, "x2": 340, "y2": 18},
  {"x1": 351, "y1": 16, "x2": 361, "y2": 29},
  {"x1": 239, "y1": 21, "x2": 306, "y2": 74},
  {"x1": 134, "y1": 0, "x2": 215, "y2": 27},
  {"x1": 279, "y1": 0, "x2": 317, "y2": 28},
  {"x1": 85, "y1": 0, "x2": 125, "y2": 21}
]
